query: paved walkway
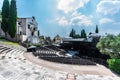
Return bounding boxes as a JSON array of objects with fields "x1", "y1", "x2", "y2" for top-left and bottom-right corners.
[
  {"x1": 24, "y1": 53, "x2": 118, "y2": 77},
  {"x1": 0, "y1": 44, "x2": 119, "y2": 80},
  {"x1": 24, "y1": 52, "x2": 120, "y2": 76}
]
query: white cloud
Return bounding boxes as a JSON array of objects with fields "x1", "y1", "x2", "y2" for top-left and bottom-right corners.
[
  {"x1": 97, "y1": 0, "x2": 120, "y2": 15},
  {"x1": 57, "y1": 0, "x2": 89, "y2": 13},
  {"x1": 56, "y1": 16, "x2": 69, "y2": 26},
  {"x1": 99, "y1": 18, "x2": 114, "y2": 24},
  {"x1": 70, "y1": 12, "x2": 93, "y2": 26},
  {"x1": 55, "y1": 11, "x2": 93, "y2": 27},
  {"x1": 54, "y1": 0, "x2": 93, "y2": 27}
]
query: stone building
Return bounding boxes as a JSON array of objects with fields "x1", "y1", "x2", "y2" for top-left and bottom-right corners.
[{"x1": 0, "y1": 17, "x2": 40, "y2": 44}]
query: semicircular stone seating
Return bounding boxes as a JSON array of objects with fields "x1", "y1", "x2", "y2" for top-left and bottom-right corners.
[
  {"x1": 0, "y1": 43, "x2": 26, "y2": 60},
  {"x1": 0, "y1": 43, "x2": 119, "y2": 80},
  {"x1": 0, "y1": 43, "x2": 69, "y2": 80}
]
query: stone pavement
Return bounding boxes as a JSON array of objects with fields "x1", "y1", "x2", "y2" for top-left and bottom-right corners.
[
  {"x1": 0, "y1": 44, "x2": 119, "y2": 80},
  {"x1": 24, "y1": 52, "x2": 118, "y2": 76}
]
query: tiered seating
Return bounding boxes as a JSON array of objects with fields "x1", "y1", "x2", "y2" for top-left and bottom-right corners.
[
  {"x1": 0, "y1": 43, "x2": 26, "y2": 60},
  {"x1": 37, "y1": 47, "x2": 50, "y2": 51},
  {"x1": 33, "y1": 46, "x2": 96, "y2": 65},
  {"x1": 33, "y1": 46, "x2": 58, "y2": 57},
  {"x1": 45, "y1": 45, "x2": 68, "y2": 56},
  {"x1": 45, "y1": 45, "x2": 61, "y2": 51}
]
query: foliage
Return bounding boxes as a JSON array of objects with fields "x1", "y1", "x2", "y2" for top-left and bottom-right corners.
[
  {"x1": 1, "y1": 0, "x2": 9, "y2": 37},
  {"x1": 81, "y1": 29, "x2": 87, "y2": 38},
  {"x1": 28, "y1": 43, "x2": 41, "y2": 47},
  {"x1": 97, "y1": 34, "x2": 120, "y2": 58},
  {"x1": 8, "y1": 0, "x2": 17, "y2": 38},
  {"x1": 69, "y1": 29, "x2": 76, "y2": 38},
  {"x1": 45, "y1": 36, "x2": 52, "y2": 45},
  {"x1": 0, "y1": 10, "x2": 1, "y2": 18},
  {"x1": 95, "y1": 25, "x2": 99, "y2": 33},
  {"x1": 75, "y1": 34, "x2": 80, "y2": 38},
  {"x1": 69, "y1": 28, "x2": 87, "y2": 38},
  {"x1": 107, "y1": 59, "x2": 120, "y2": 74},
  {"x1": 0, "y1": 36, "x2": 5, "y2": 39},
  {"x1": 53, "y1": 35, "x2": 59, "y2": 41}
]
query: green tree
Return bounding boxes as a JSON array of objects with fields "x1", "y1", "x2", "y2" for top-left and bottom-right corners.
[
  {"x1": 95, "y1": 25, "x2": 99, "y2": 33},
  {"x1": 81, "y1": 29, "x2": 87, "y2": 38},
  {"x1": 0, "y1": 10, "x2": 2, "y2": 18},
  {"x1": 8, "y1": 0, "x2": 17, "y2": 38},
  {"x1": 1, "y1": 0, "x2": 9, "y2": 37},
  {"x1": 97, "y1": 34, "x2": 120, "y2": 58},
  {"x1": 75, "y1": 34, "x2": 80, "y2": 38},
  {"x1": 69, "y1": 29, "x2": 76, "y2": 38}
]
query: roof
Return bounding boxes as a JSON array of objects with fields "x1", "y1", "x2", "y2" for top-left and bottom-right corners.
[
  {"x1": 89, "y1": 33, "x2": 101, "y2": 37},
  {"x1": 17, "y1": 16, "x2": 36, "y2": 20},
  {"x1": 62, "y1": 38, "x2": 86, "y2": 42}
]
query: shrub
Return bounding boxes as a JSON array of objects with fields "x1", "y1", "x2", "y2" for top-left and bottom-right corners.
[
  {"x1": 0, "y1": 37, "x2": 5, "y2": 39},
  {"x1": 33, "y1": 44, "x2": 41, "y2": 47},
  {"x1": 97, "y1": 34, "x2": 120, "y2": 58},
  {"x1": 27, "y1": 43, "x2": 41, "y2": 47},
  {"x1": 107, "y1": 59, "x2": 120, "y2": 74}
]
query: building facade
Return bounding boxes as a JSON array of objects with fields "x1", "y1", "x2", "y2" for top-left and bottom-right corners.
[{"x1": 0, "y1": 17, "x2": 40, "y2": 43}]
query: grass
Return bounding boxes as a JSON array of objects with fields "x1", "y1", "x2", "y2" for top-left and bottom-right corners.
[
  {"x1": 0, "y1": 37, "x2": 19, "y2": 46},
  {"x1": 2, "y1": 41, "x2": 19, "y2": 46}
]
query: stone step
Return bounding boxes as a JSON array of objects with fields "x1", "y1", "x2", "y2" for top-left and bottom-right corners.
[
  {"x1": 6, "y1": 49, "x2": 18, "y2": 58},
  {"x1": 0, "y1": 48, "x2": 13, "y2": 57},
  {"x1": 66, "y1": 74, "x2": 75, "y2": 80}
]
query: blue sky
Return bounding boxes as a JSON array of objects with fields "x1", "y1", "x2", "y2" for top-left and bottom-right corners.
[{"x1": 0, "y1": 0, "x2": 120, "y2": 38}]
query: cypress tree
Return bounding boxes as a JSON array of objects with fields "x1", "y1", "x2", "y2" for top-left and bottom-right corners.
[
  {"x1": 95, "y1": 25, "x2": 99, "y2": 33},
  {"x1": 1, "y1": 0, "x2": 9, "y2": 37},
  {"x1": 0, "y1": 10, "x2": 2, "y2": 18},
  {"x1": 69, "y1": 29, "x2": 76, "y2": 38},
  {"x1": 9, "y1": 0, "x2": 17, "y2": 38},
  {"x1": 81, "y1": 30, "x2": 83, "y2": 38},
  {"x1": 83, "y1": 29, "x2": 87, "y2": 38},
  {"x1": 81, "y1": 29, "x2": 87, "y2": 38},
  {"x1": 69, "y1": 29, "x2": 73, "y2": 37}
]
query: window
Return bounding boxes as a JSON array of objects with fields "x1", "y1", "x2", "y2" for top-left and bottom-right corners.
[
  {"x1": 31, "y1": 32, "x2": 34, "y2": 36},
  {"x1": 33, "y1": 27, "x2": 37, "y2": 31},
  {"x1": 20, "y1": 31, "x2": 22, "y2": 35},
  {"x1": 18, "y1": 22, "x2": 21, "y2": 25},
  {"x1": 33, "y1": 27, "x2": 36, "y2": 31},
  {"x1": 28, "y1": 24, "x2": 30, "y2": 29}
]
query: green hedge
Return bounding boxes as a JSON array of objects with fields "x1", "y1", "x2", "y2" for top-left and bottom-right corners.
[{"x1": 107, "y1": 59, "x2": 120, "y2": 74}]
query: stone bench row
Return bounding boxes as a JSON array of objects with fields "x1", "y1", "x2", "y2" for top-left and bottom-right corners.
[
  {"x1": 0, "y1": 43, "x2": 26, "y2": 51},
  {"x1": 0, "y1": 45, "x2": 25, "y2": 60}
]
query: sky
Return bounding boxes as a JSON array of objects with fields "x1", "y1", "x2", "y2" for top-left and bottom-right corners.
[{"x1": 0, "y1": 0, "x2": 120, "y2": 38}]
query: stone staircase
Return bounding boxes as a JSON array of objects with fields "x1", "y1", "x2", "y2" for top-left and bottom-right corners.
[{"x1": 0, "y1": 44, "x2": 26, "y2": 60}]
